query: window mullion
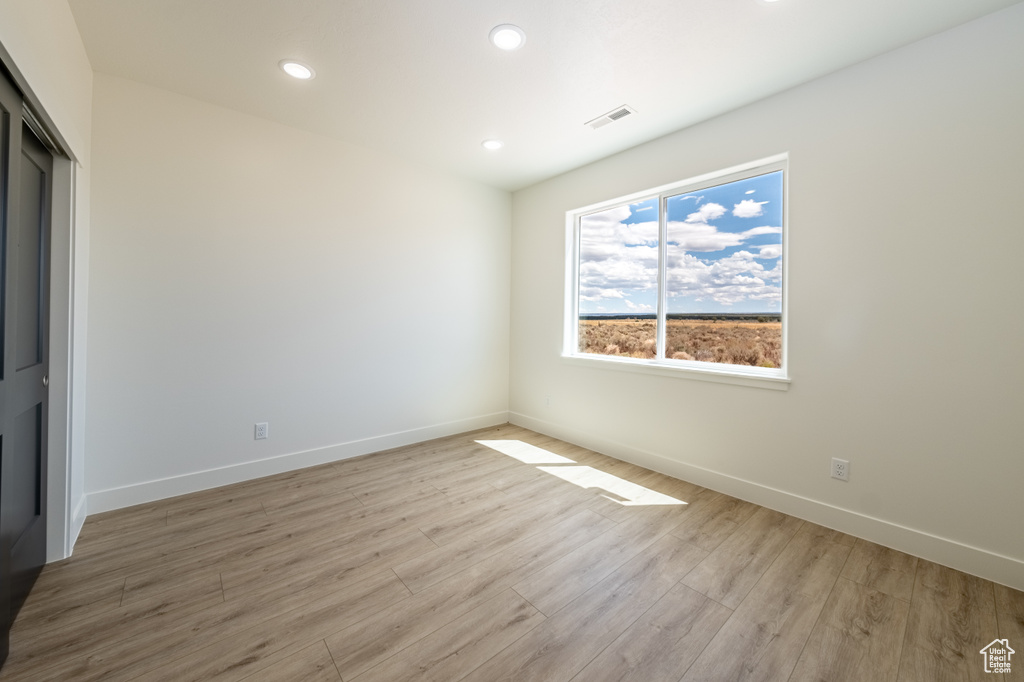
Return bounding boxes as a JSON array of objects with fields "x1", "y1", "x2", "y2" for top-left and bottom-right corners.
[
  {"x1": 571, "y1": 215, "x2": 581, "y2": 355},
  {"x1": 656, "y1": 194, "x2": 667, "y2": 360}
]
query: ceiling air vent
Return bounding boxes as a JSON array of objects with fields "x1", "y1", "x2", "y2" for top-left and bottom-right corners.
[{"x1": 585, "y1": 105, "x2": 636, "y2": 130}]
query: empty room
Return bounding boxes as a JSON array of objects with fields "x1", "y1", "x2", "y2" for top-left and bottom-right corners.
[{"x1": 0, "y1": 0, "x2": 1022, "y2": 680}]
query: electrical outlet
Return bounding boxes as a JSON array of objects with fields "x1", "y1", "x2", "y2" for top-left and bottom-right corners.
[
  {"x1": 255, "y1": 422, "x2": 269, "y2": 440},
  {"x1": 544, "y1": 395, "x2": 551, "y2": 408},
  {"x1": 831, "y1": 457, "x2": 849, "y2": 481}
]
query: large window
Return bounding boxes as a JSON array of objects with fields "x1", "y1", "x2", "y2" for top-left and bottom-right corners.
[{"x1": 565, "y1": 155, "x2": 788, "y2": 386}]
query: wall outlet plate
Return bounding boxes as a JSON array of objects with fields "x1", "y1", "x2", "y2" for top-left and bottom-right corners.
[
  {"x1": 255, "y1": 422, "x2": 269, "y2": 440},
  {"x1": 831, "y1": 457, "x2": 849, "y2": 481}
]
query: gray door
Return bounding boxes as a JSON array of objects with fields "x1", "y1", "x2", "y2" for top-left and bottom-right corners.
[{"x1": 0, "y1": 69, "x2": 52, "y2": 668}]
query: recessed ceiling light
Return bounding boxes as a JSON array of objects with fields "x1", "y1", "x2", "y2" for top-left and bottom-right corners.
[
  {"x1": 489, "y1": 24, "x2": 526, "y2": 51},
  {"x1": 482, "y1": 139, "x2": 504, "y2": 151},
  {"x1": 279, "y1": 60, "x2": 315, "y2": 80}
]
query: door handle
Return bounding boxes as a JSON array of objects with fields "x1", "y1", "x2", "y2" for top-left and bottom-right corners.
[{"x1": 42, "y1": 375, "x2": 48, "y2": 387}]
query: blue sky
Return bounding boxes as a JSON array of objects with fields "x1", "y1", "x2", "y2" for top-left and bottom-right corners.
[{"x1": 578, "y1": 171, "x2": 783, "y2": 314}]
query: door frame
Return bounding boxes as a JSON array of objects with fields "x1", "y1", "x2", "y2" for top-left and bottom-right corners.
[{"x1": 0, "y1": 47, "x2": 85, "y2": 562}]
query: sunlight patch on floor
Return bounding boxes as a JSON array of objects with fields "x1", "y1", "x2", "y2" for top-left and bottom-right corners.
[
  {"x1": 476, "y1": 439, "x2": 686, "y2": 507},
  {"x1": 538, "y1": 465, "x2": 685, "y2": 506},
  {"x1": 475, "y1": 440, "x2": 576, "y2": 465}
]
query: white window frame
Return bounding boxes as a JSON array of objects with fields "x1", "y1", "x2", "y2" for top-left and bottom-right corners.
[{"x1": 563, "y1": 154, "x2": 790, "y2": 391}]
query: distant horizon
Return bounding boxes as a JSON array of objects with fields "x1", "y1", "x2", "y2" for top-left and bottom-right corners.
[{"x1": 580, "y1": 312, "x2": 782, "y2": 320}]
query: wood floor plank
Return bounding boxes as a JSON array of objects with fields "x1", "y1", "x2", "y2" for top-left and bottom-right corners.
[
  {"x1": 5, "y1": 572, "x2": 225, "y2": 678},
  {"x1": 30, "y1": 569, "x2": 407, "y2": 682},
  {"x1": 526, "y1": 462, "x2": 691, "y2": 525},
  {"x1": 420, "y1": 489, "x2": 585, "y2": 557},
  {"x1": 49, "y1": 519, "x2": 273, "y2": 596},
  {"x1": 252, "y1": 467, "x2": 354, "y2": 505},
  {"x1": 461, "y1": 534, "x2": 708, "y2": 682},
  {"x1": 29, "y1": 511, "x2": 278, "y2": 594},
  {"x1": 164, "y1": 494, "x2": 268, "y2": 528},
  {"x1": 107, "y1": 504, "x2": 417, "y2": 608},
  {"x1": 183, "y1": 483, "x2": 448, "y2": 589},
  {"x1": 481, "y1": 459, "x2": 557, "y2": 492},
  {"x1": 221, "y1": 527, "x2": 435, "y2": 602},
  {"x1": 73, "y1": 503, "x2": 167, "y2": 550},
  {"x1": 324, "y1": 506, "x2": 618, "y2": 680},
  {"x1": 394, "y1": 509, "x2": 615, "y2": 595},
  {"x1": 512, "y1": 506, "x2": 689, "y2": 616},
  {"x1": 789, "y1": 577, "x2": 910, "y2": 682},
  {"x1": 268, "y1": 487, "x2": 385, "y2": 523},
  {"x1": 58, "y1": 510, "x2": 268, "y2": 575},
  {"x1": 680, "y1": 506, "x2": 804, "y2": 608},
  {"x1": 995, "y1": 583, "x2": 1024, "y2": 647},
  {"x1": 841, "y1": 538, "x2": 919, "y2": 602},
  {"x1": 801, "y1": 521, "x2": 857, "y2": 547},
  {"x1": 352, "y1": 589, "x2": 545, "y2": 682},
  {"x1": 341, "y1": 453, "x2": 480, "y2": 500},
  {"x1": 591, "y1": 460, "x2": 704, "y2": 507},
  {"x1": 415, "y1": 487, "x2": 532, "y2": 546},
  {"x1": 259, "y1": 487, "x2": 363, "y2": 520},
  {"x1": 669, "y1": 490, "x2": 759, "y2": 552},
  {"x1": 571, "y1": 582, "x2": 731, "y2": 682},
  {"x1": 10, "y1": 572, "x2": 125, "y2": 633},
  {"x1": 993, "y1": 584, "x2": 1024, "y2": 681},
  {"x1": 121, "y1": 567, "x2": 224, "y2": 606},
  {"x1": 331, "y1": 454, "x2": 426, "y2": 485},
  {"x1": 680, "y1": 524, "x2": 851, "y2": 682},
  {"x1": 239, "y1": 640, "x2": 342, "y2": 682},
  {"x1": 422, "y1": 456, "x2": 521, "y2": 496},
  {"x1": 484, "y1": 466, "x2": 599, "y2": 509},
  {"x1": 636, "y1": 469, "x2": 705, "y2": 501},
  {"x1": 898, "y1": 560, "x2": 999, "y2": 682},
  {"x1": 109, "y1": 569, "x2": 411, "y2": 682},
  {"x1": 230, "y1": 462, "x2": 344, "y2": 499}
]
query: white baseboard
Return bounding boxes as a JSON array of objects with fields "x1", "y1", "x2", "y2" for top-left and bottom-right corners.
[
  {"x1": 510, "y1": 411, "x2": 1024, "y2": 592},
  {"x1": 86, "y1": 412, "x2": 510, "y2": 515}
]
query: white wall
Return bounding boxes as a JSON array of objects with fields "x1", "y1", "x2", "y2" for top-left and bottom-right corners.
[
  {"x1": 0, "y1": 0, "x2": 93, "y2": 559},
  {"x1": 509, "y1": 5, "x2": 1024, "y2": 589},
  {"x1": 0, "y1": 0, "x2": 92, "y2": 158},
  {"x1": 86, "y1": 74, "x2": 510, "y2": 509}
]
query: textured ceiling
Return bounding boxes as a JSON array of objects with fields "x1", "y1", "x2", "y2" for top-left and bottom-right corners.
[{"x1": 68, "y1": 0, "x2": 1021, "y2": 191}]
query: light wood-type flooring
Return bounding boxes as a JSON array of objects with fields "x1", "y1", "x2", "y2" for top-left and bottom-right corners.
[{"x1": 4, "y1": 424, "x2": 1023, "y2": 681}]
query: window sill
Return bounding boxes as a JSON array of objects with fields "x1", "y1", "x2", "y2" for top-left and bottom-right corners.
[{"x1": 561, "y1": 353, "x2": 790, "y2": 391}]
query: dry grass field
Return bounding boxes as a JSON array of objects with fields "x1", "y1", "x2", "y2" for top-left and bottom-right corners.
[{"x1": 579, "y1": 318, "x2": 782, "y2": 368}]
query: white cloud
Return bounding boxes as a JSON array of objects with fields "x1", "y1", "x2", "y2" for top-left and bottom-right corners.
[
  {"x1": 579, "y1": 218, "x2": 658, "y2": 263},
  {"x1": 685, "y1": 202, "x2": 727, "y2": 224},
  {"x1": 732, "y1": 199, "x2": 767, "y2": 218},
  {"x1": 664, "y1": 223, "x2": 781, "y2": 254},
  {"x1": 581, "y1": 204, "x2": 632, "y2": 228},
  {"x1": 634, "y1": 206, "x2": 653, "y2": 212},
  {"x1": 740, "y1": 225, "x2": 781, "y2": 238},
  {"x1": 667, "y1": 221, "x2": 744, "y2": 252},
  {"x1": 745, "y1": 189, "x2": 755, "y2": 195},
  {"x1": 579, "y1": 203, "x2": 782, "y2": 309},
  {"x1": 666, "y1": 200, "x2": 746, "y2": 252},
  {"x1": 665, "y1": 249, "x2": 781, "y2": 306},
  {"x1": 579, "y1": 286, "x2": 625, "y2": 301},
  {"x1": 578, "y1": 230, "x2": 657, "y2": 301}
]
